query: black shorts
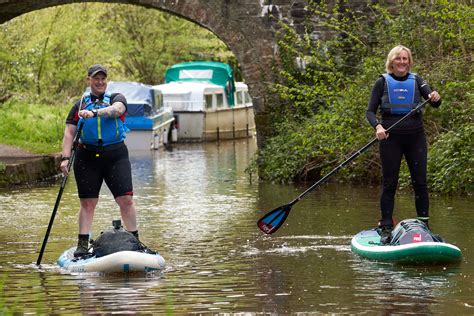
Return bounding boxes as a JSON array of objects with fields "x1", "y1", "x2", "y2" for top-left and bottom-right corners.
[{"x1": 73, "y1": 142, "x2": 133, "y2": 199}]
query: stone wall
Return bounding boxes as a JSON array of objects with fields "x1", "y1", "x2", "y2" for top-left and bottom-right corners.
[{"x1": 0, "y1": 156, "x2": 60, "y2": 188}]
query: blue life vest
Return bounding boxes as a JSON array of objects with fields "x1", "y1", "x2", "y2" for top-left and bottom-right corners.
[
  {"x1": 381, "y1": 73, "x2": 420, "y2": 115},
  {"x1": 78, "y1": 92, "x2": 127, "y2": 146}
]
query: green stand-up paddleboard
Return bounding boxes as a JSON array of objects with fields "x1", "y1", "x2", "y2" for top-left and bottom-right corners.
[{"x1": 351, "y1": 219, "x2": 462, "y2": 264}]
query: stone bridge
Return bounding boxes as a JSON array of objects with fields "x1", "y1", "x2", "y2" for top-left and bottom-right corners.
[{"x1": 0, "y1": 0, "x2": 318, "y2": 146}]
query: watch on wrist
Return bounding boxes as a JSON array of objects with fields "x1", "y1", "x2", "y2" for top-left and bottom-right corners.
[
  {"x1": 61, "y1": 156, "x2": 70, "y2": 161},
  {"x1": 91, "y1": 109, "x2": 98, "y2": 117}
]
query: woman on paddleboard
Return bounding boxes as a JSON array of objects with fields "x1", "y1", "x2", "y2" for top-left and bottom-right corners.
[{"x1": 366, "y1": 45, "x2": 441, "y2": 244}]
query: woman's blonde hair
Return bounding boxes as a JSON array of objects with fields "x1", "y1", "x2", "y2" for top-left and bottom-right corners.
[{"x1": 385, "y1": 45, "x2": 413, "y2": 73}]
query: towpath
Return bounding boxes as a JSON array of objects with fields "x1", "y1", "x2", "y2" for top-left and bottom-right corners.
[{"x1": 0, "y1": 144, "x2": 43, "y2": 164}]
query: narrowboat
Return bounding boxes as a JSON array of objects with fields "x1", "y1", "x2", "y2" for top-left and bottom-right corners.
[{"x1": 153, "y1": 61, "x2": 255, "y2": 142}]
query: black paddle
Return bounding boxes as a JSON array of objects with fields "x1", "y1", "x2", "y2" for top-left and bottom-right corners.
[
  {"x1": 257, "y1": 99, "x2": 431, "y2": 234},
  {"x1": 36, "y1": 121, "x2": 84, "y2": 266}
]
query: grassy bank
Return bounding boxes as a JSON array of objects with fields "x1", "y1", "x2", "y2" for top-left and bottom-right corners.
[{"x1": 0, "y1": 98, "x2": 69, "y2": 154}]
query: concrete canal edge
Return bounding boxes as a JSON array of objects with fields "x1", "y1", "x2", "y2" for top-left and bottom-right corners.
[{"x1": 0, "y1": 144, "x2": 60, "y2": 188}]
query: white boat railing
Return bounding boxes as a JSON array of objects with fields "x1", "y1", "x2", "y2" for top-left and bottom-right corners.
[
  {"x1": 163, "y1": 100, "x2": 206, "y2": 112},
  {"x1": 164, "y1": 100, "x2": 253, "y2": 112}
]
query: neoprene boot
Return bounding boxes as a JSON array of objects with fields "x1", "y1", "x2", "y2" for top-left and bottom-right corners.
[
  {"x1": 130, "y1": 230, "x2": 139, "y2": 240},
  {"x1": 418, "y1": 217, "x2": 444, "y2": 242},
  {"x1": 74, "y1": 234, "x2": 89, "y2": 258},
  {"x1": 379, "y1": 226, "x2": 393, "y2": 245},
  {"x1": 130, "y1": 230, "x2": 156, "y2": 254},
  {"x1": 418, "y1": 217, "x2": 430, "y2": 229}
]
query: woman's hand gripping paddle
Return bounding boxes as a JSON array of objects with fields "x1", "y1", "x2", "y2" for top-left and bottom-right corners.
[{"x1": 257, "y1": 99, "x2": 431, "y2": 234}]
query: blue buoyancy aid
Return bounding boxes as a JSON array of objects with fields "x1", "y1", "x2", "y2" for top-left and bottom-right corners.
[
  {"x1": 381, "y1": 73, "x2": 420, "y2": 115},
  {"x1": 78, "y1": 92, "x2": 127, "y2": 146}
]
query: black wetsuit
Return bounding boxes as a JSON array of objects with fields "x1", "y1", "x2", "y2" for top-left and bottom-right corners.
[
  {"x1": 66, "y1": 93, "x2": 133, "y2": 199},
  {"x1": 366, "y1": 73, "x2": 441, "y2": 228}
]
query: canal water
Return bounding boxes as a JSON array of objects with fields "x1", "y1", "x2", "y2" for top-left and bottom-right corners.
[{"x1": 0, "y1": 139, "x2": 473, "y2": 314}]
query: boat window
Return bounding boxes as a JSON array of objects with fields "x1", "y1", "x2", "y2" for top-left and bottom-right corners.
[
  {"x1": 205, "y1": 94, "x2": 213, "y2": 109},
  {"x1": 143, "y1": 104, "x2": 152, "y2": 116},
  {"x1": 154, "y1": 91, "x2": 163, "y2": 111},
  {"x1": 179, "y1": 69, "x2": 213, "y2": 80},
  {"x1": 216, "y1": 94, "x2": 224, "y2": 108},
  {"x1": 236, "y1": 91, "x2": 244, "y2": 105},
  {"x1": 244, "y1": 91, "x2": 252, "y2": 104}
]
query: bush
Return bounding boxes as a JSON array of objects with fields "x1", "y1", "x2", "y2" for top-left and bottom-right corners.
[{"x1": 427, "y1": 124, "x2": 474, "y2": 194}]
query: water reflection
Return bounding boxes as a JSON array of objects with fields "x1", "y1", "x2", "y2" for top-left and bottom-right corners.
[
  {"x1": 350, "y1": 260, "x2": 461, "y2": 314},
  {"x1": 0, "y1": 139, "x2": 473, "y2": 314}
]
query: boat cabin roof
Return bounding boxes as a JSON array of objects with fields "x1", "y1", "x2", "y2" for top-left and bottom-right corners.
[
  {"x1": 107, "y1": 81, "x2": 155, "y2": 105},
  {"x1": 102, "y1": 81, "x2": 165, "y2": 117},
  {"x1": 164, "y1": 61, "x2": 236, "y2": 106},
  {"x1": 165, "y1": 61, "x2": 233, "y2": 86}
]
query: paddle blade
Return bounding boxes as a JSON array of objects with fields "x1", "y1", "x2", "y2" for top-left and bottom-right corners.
[{"x1": 257, "y1": 204, "x2": 292, "y2": 234}]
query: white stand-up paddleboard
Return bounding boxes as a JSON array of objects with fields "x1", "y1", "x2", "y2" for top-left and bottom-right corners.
[
  {"x1": 58, "y1": 220, "x2": 165, "y2": 273},
  {"x1": 58, "y1": 247, "x2": 165, "y2": 273}
]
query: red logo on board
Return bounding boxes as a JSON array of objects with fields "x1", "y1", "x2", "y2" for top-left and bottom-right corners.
[{"x1": 413, "y1": 233, "x2": 422, "y2": 242}]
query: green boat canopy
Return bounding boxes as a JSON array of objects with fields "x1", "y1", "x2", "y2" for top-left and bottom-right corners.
[{"x1": 165, "y1": 61, "x2": 236, "y2": 106}]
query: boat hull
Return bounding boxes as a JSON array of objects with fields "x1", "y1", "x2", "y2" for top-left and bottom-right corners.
[
  {"x1": 174, "y1": 106, "x2": 255, "y2": 142},
  {"x1": 57, "y1": 247, "x2": 166, "y2": 273},
  {"x1": 125, "y1": 110, "x2": 175, "y2": 150},
  {"x1": 351, "y1": 229, "x2": 462, "y2": 264}
]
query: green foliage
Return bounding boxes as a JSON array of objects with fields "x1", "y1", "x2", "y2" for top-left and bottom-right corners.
[
  {"x1": 256, "y1": 0, "x2": 473, "y2": 194},
  {"x1": 104, "y1": 6, "x2": 233, "y2": 84},
  {"x1": 0, "y1": 3, "x2": 235, "y2": 102},
  {"x1": 427, "y1": 123, "x2": 474, "y2": 194},
  {"x1": 0, "y1": 4, "x2": 114, "y2": 101}
]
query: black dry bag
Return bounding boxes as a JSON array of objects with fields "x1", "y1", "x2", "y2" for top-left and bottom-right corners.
[{"x1": 92, "y1": 220, "x2": 140, "y2": 258}]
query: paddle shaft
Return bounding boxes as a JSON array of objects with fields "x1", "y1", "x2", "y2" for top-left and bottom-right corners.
[
  {"x1": 288, "y1": 99, "x2": 430, "y2": 207},
  {"x1": 36, "y1": 121, "x2": 83, "y2": 266}
]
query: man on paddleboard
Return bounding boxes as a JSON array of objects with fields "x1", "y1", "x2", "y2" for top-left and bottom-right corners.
[
  {"x1": 60, "y1": 64, "x2": 140, "y2": 257},
  {"x1": 366, "y1": 45, "x2": 441, "y2": 244}
]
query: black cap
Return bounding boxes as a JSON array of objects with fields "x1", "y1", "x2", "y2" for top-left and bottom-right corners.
[{"x1": 87, "y1": 64, "x2": 107, "y2": 77}]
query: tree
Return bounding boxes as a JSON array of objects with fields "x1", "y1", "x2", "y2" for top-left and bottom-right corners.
[{"x1": 104, "y1": 5, "x2": 233, "y2": 84}]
